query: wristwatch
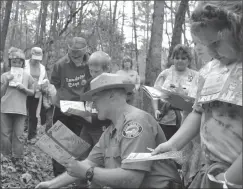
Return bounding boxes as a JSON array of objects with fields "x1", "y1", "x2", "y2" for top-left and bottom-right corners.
[{"x1": 86, "y1": 166, "x2": 95, "y2": 182}]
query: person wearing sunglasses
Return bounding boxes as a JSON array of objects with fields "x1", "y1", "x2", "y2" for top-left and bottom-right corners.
[{"x1": 50, "y1": 37, "x2": 92, "y2": 177}]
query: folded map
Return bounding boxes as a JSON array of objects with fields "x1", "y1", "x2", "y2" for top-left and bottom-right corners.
[{"x1": 36, "y1": 120, "x2": 90, "y2": 165}]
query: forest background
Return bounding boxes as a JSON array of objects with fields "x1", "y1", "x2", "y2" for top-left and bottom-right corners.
[{"x1": 0, "y1": 0, "x2": 209, "y2": 111}]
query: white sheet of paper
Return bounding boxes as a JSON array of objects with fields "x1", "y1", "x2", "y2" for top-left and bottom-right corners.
[
  {"x1": 122, "y1": 151, "x2": 184, "y2": 163},
  {"x1": 60, "y1": 100, "x2": 88, "y2": 116},
  {"x1": 9, "y1": 67, "x2": 24, "y2": 87}
]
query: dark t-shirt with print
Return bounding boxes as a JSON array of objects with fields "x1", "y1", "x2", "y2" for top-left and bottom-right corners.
[{"x1": 51, "y1": 54, "x2": 91, "y2": 107}]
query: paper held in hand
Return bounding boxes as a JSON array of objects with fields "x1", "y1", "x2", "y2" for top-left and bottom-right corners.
[
  {"x1": 141, "y1": 85, "x2": 164, "y2": 100},
  {"x1": 160, "y1": 87, "x2": 195, "y2": 112},
  {"x1": 141, "y1": 85, "x2": 194, "y2": 112},
  {"x1": 60, "y1": 100, "x2": 89, "y2": 117},
  {"x1": 122, "y1": 151, "x2": 184, "y2": 163},
  {"x1": 9, "y1": 67, "x2": 24, "y2": 87},
  {"x1": 35, "y1": 120, "x2": 90, "y2": 166}
]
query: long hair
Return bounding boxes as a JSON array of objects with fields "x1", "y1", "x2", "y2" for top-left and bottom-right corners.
[
  {"x1": 122, "y1": 56, "x2": 133, "y2": 69},
  {"x1": 191, "y1": 1, "x2": 242, "y2": 55}
]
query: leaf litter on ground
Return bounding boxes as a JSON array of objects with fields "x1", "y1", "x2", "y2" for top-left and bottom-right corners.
[{"x1": 1, "y1": 128, "x2": 54, "y2": 188}]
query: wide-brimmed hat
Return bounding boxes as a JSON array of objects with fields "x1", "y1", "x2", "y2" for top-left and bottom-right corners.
[
  {"x1": 31, "y1": 47, "x2": 43, "y2": 61},
  {"x1": 80, "y1": 73, "x2": 135, "y2": 101}
]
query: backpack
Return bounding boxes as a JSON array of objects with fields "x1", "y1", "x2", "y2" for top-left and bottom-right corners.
[{"x1": 158, "y1": 99, "x2": 182, "y2": 128}]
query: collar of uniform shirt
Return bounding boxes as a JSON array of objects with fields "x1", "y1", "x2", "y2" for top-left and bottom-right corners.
[{"x1": 108, "y1": 111, "x2": 130, "y2": 139}]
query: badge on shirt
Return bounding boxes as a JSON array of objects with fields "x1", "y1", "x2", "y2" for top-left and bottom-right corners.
[{"x1": 122, "y1": 122, "x2": 143, "y2": 139}]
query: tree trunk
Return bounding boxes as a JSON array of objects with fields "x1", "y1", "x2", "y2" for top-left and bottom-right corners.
[
  {"x1": 121, "y1": 1, "x2": 125, "y2": 41},
  {"x1": 96, "y1": 0, "x2": 104, "y2": 51},
  {"x1": 51, "y1": 1, "x2": 59, "y2": 39},
  {"x1": 71, "y1": 1, "x2": 77, "y2": 36},
  {"x1": 49, "y1": 1, "x2": 55, "y2": 36},
  {"x1": 132, "y1": 1, "x2": 139, "y2": 69},
  {"x1": 145, "y1": 1, "x2": 150, "y2": 54},
  {"x1": 0, "y1": 0, "x2": 13, "y2": 52},
  {"x1": 39, "y1": 0, "x2": 49, "y2": 47},
  {"x1": 144, "y1": 0, "x2": 165, "y2": 112},
  {"x1": 78, "y1": 0, "x2": 84, "y2": 32},
  {"x1": 24, "y1": 8, "x2": 28, "y2": 49},
  {"x1": 10, "y1": 0, "x2": 19, "y2": 46},
  {"x1": 170, "y1": 1, "x2": 174, "y2": 31},
  {"x1": 20, "y1": 3, "x2": 23, "y2": 48},
  {"x1": 110, "y1": 0, "x2": 118, "y2": 59},
  {"x1": 35, "y1": 1, "x2": 43, "y2": 43},
  {"x1": 168, "y1": 0, "x2": 189, "y2": 61}
]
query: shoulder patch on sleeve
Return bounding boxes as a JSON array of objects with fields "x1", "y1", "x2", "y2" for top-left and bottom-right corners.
[{"x1": 122, "y1": 122, "x2": 143, "y2": 139}]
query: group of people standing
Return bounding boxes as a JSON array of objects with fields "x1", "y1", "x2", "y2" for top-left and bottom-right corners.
[{"x1": 1, "y1": 1, "x2": 242, "y2": 188}]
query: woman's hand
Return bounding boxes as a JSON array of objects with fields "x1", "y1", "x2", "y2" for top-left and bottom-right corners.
[
  {"x1": 35, "y1": 181, "x2": 52, "y2": 189},
  {"x1": 154, "y1": 110, "x2": 162, "y2": 120},
  {"x1": 6, "y1": 73, "x2": 14, "y2": 81},
  {"x1": 151, "y1": 141, "x2": 176, "y2": 155},
  {"x1": 16, "y1": 83, "x2": 26, "y2": 91}
]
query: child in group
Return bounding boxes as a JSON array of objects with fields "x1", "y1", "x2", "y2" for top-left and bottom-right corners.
[
  {"x1": 77, "y1": 51, "x2": 112, "y2": 188},
  {"x1": 152, "y1": 1, "x2": 242, "y2": 188},
  {"x1": 1, "y1": 47, "x2": 34, "y2": 170}
]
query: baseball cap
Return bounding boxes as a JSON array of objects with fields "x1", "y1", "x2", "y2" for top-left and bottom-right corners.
[{"x1": 31, "y1": 47, "x2": 43, "y2": 61}]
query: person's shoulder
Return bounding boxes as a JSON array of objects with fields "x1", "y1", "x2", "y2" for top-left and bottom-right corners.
[
  {"x1": 1, "y1": 71, "x2": 9, "y2": 77},
  {"x1": 131, "y1": 69, "x2": 138, "y2": 75},
  {"x1": 116, "y1": 70, "x2": 124, "y2": 74},
  {"x1": 1, "y1": 71, "x2": 8, "y2": 81},
  {"x1": 156, "y1": 68, "x2": 169, "y2": 80},
  {"x1": 124, "y1": 107, "x2": 156, "y2": 125},
  {"x1": 160, "y1": 68, "x2": 170, "y2": 75},
  {"x1": 188, "y1": 68, "x2": 199, "y2": 77}
]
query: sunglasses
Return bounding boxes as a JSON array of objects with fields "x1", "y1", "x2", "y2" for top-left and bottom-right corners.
[{"x1": 68, "y1": 45, "x2": 87, "y2": 57}]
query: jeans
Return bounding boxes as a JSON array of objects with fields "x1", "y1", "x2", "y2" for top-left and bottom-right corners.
[
  {"x1": 27, "y1": 96, "x2": 46, "y2": 140},
  {"x1": 1, "y1": 113, "x2": 26, "y2": 158},
  {"x1": 45, "y1": 105, "x2": 54, "y2": 132},
  {"x1": 51, "y1": 106, "x2": 83, "y2": 177}
]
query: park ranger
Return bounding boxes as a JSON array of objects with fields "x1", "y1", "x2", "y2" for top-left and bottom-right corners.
[{"x1": 35, "y1": 73, "x2": 182, "y2": 189}]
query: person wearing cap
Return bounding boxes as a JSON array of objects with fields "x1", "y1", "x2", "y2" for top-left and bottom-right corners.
[
  {"x1": 25, "y1": 47, "x2": 49, "y2": 142},
  {"x1": 50, "y1": 37, "x2": 92, "y2": 177},
  {"x1": 35, "y1": 73, "x2": 182, "y2": 189},
  {"x1": 1, "y1": 47, "x2": 35, "y2": 171}
]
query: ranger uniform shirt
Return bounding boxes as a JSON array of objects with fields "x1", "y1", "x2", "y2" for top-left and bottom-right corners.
[{"x1": 88, "y1": 106, "x2": 181, "y2": 188}]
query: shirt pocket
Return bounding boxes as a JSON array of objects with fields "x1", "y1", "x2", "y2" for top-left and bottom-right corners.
[{"x1": 104, "y1": 146, "x2": 121, "y2": 168}]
